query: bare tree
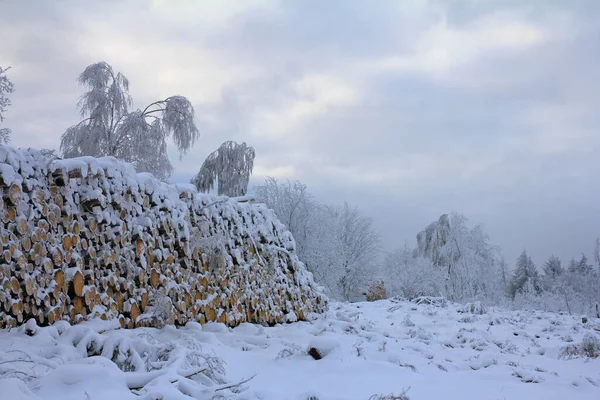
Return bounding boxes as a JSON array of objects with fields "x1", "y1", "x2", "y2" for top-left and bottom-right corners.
[
  {"x1": 334, "y1": 202, "x2": 381, "y2": 301},
  {"x1": 383, "y1": 243, "x2": 445, "y2": 300},
  {"x1": 60, "y1": 62, "x2": 199, "y2": 180},
  {"x1": 254, "y1": 178, "x2": 381, "y2": 300},
  {"x1": 191, "y1": 141, "x2": 255, "y2": 197},
  {"x1": 594, "y1": 238, "x2": 600, "y2": 270},
  {"x1": 0, "y1": 66, "x2": 15, "y2": 143},
  {"x1": 254, "y1": 177, "x2": 313, "y2": 253}
]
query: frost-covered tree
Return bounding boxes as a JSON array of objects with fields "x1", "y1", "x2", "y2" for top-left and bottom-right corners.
[
  {"x1": 254, "y1": 178, "x2": 380, "y2": 301},
  {"x1": 413, "y1": 213, "x2": 505, "y2": 302},
  {"x1": 0, "y1": 66, "x2": 15, "y2": 143},
  {"x1": 594, "y1": 238, "x2": 600, "y2": 270},
  {"x1": 296, "y1": 203, "x2": 340, "y2": 295},
  {"x1": 254, "y1": 177, "x2": 313, "y2": 254},
  {"x1": 525, "y1": 249, "x2": 600, "y2": 315},
  {"x1": 562, "y1": 253, "x2": 599, "y2": 313},
  {"x1": 60, "y1": 62, "x2": 199, "y2": 180},
  {"x1": 509, "y1": 250, "x2": 540, "y2": 299},
  {"x1": 333, "y1": 202, "x2": 380, "y2": 301},
  {"x1": 569, "y1": 254, "x2": 594, "y2": 276},
  {"x1": 542, "y1": 255, "x2": 564, "y2": 280},
  {"x1": 383, "y1": 244, "x2": 444, "y2": 300},
  {"x1": 191, "y1": 141, "x2": 255, "y2": 197}
]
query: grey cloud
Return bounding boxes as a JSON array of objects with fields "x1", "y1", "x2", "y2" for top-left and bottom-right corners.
[{"x1": 1, "y1": 0, "x2": 599, "y2": 268}]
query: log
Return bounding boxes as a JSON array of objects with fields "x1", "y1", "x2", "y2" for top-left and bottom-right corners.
[
  {"x1": 16, "y1": 216, "x2": 28, "y2": 235},
  {"x1": 22, "y1": 236, "x2": 31, "y2": 252},
  {"x1": 25, "y1": 275, "x2": 35, "y2": 296},
  {"x1": 63, "y1": 235, "x2": 73, "y2": 252},
  {"x1": 73, "y1": 296, "x2": 85, "y2": 315},
  {"x1": 141, "y1": 290, "x2": 149, "y2": 311},
  {"x1": 42, "y1": 257, "x2": 53, "y2": 274},
  {"x1": 3, "y1": 183, "x2": 22, "y2": 205},
  {"x1": 205, "y1": 306, "x2": 216, "y2": 322},
  {"x1": 51, "y1": 247, "x2": 63, "y2": 265},
  {"x1": 10, "y1": 276, "x2": 20, "y2": 295},
  {"x1": 72, "y1": 270, "x2": 84, "y2": 297},
  {"x1": 2, "y1": 249, "x2": 11, "y2": 263},
  {"x1": 130, "y1": 302, "x2": 139, "y2": 325},
  {"x1": 4, "y1": 206, "x2": 16, "y2": 223},
  {"x1": 150, "y1": 269, "x2": 160, "y2": 288}
]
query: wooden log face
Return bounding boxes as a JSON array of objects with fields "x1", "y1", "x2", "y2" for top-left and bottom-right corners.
[{"x1": 0, "y1": 146, "x2": 327, "y2": 330}]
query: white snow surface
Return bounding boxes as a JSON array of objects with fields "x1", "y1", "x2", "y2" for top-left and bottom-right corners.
[{"x1": 1, "y1": 299, "x2": 599, "y2": 400}]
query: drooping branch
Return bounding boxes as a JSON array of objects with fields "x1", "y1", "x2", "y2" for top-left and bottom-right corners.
[
  {"x1": 60, "y1": 62, "x2": 199, "y2": 181},
  {"x1": 191, "y1": 141, "x2": 255, "y2": 197},
  {"x1": 0, "y1": 65, "x2": 15, "y2": 143}
]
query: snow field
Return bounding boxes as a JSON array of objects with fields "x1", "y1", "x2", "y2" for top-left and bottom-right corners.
[{"x1": 1, "y1": 298, "x2": 599, "y2": 399}]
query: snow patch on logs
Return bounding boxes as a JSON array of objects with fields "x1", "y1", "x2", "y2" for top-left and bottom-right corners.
[{"x1": 0, "y1": 145, "x2": 327, "y2": 328}]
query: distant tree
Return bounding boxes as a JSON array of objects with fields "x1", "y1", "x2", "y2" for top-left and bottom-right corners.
[
  {"x1": 254, "y1": 177, "x2": 313, "y2": 253},
  {"x1": 333, "y1": 202, "x2": 380, "y2": 301},
  {"x1": 297, "y1": 203, "x2": 340, "y2": 295},
  {"x1": 561, "y1": 253, "x2": 599, "y2": 314},
  {"x1": 509, "y1": 250, "x2": 540, "y2": 299},
  {"x1": 568, "y1": 254, "x2": 594, "y2": 276},
  {"x1": 594, "y1": 238, "x2": 600, "y2": 269},
  {"x1": 383, "y1": 244, "x2": 444, "y2": 300},
  {"x1": 191, "y1": 141, "x2": 255, "y2": 197},
  {"x1": 60, "y1": 62, "x2": 199, "y2": 180},
  {"x1": 413, "y1": 213, "x2": 505, "y2": 302},
  {"x1": 542, "y1": 255, "x2": 564, "y2": 280},
  {"x1": 0, "y1": 66, "x2": 15, "y2": 143},
  {"x1": 255, "y1": 177, "x2": 380, "y2": 301},
  {"x1": 499, "y1": 257, "x2": 509, "y2": 294}
]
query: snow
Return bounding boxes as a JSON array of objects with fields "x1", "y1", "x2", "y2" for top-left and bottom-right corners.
[
  {"x1": 1, "y1": 299, "x2": 599, "y2": 399},
  {"x1": 0, "y1": 162, "x2": 17, "y2": 185}
]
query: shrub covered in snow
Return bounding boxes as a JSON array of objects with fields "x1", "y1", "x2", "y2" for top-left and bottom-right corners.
[
  {"x1": 458, "y1": 301, "x2": 487, "y2": 315},
  {"x1": 559, "y1": 333, "x2": 600, "y2": 359},
  {"x1": 365, "y1": 280, "x2": 387, "y2": 302}
]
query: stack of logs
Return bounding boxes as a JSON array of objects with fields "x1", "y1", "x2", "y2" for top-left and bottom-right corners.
[{"x1": 0, "y1": 146, "x2": 327, "y2": 329}]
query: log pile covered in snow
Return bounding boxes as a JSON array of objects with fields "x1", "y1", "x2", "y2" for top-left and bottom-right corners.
[{"x1": 0, "y1": 145, "x2": 327, "y2": 329}]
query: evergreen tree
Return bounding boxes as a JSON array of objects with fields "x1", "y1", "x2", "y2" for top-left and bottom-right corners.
[
  {"x1": 542, "y1": 255, "x2": 564, "y2": 280},
  {"x1": 568, "y1": 254, "x2": 594, "y2": 275},
  {"x1": 509, "y1": 250, "x2": 539, "y2": 299}
]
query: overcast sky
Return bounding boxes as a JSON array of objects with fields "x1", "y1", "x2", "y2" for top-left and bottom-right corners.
[{"x1": 1, "y1": 0, "x2": 599, "y2": 267}]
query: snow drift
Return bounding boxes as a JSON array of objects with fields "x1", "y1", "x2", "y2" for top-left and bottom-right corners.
[{"x1": 0, "y1": 145, "x2": 327, "y2": 329}]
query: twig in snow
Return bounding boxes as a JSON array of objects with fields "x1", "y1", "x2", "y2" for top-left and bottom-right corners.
[{"x1": 213, "y1": 374, "x2": 256, "y2": 392}]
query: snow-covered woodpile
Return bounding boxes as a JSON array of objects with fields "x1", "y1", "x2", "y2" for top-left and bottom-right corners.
[{"x1": 0, "y1": 145, "x2": 327, "y2": 329}]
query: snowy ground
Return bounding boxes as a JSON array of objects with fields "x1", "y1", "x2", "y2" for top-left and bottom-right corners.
[{"x1": 1, "y1": 298, "x2": 599, "y2": 400}]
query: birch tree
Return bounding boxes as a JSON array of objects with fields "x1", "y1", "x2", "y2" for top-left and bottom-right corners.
[
  {"x1": 191, "y1": 141, "x2": 255, "y2": 197},
  {"x1": 60, "y1": 62, "x2": 199, "y2": 180},
  {"x1": 413, "y1": 213, "x2": 505, "y2": 302},
  {"x1": 0, "y1": 66, "x2": 14, "y2": 143}
]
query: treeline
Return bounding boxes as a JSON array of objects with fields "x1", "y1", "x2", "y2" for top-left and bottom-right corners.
[
  {"x1": 255, "y1": 179, "x2": 600, "y2": 316},
  {"x1": 509, "y1": 249, "x2": 600, "y2": 315}
]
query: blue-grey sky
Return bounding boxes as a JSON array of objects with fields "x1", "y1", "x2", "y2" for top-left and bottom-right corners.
[{"x1": 1, "y1": 0, "x2": 599, "y2": 267}]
